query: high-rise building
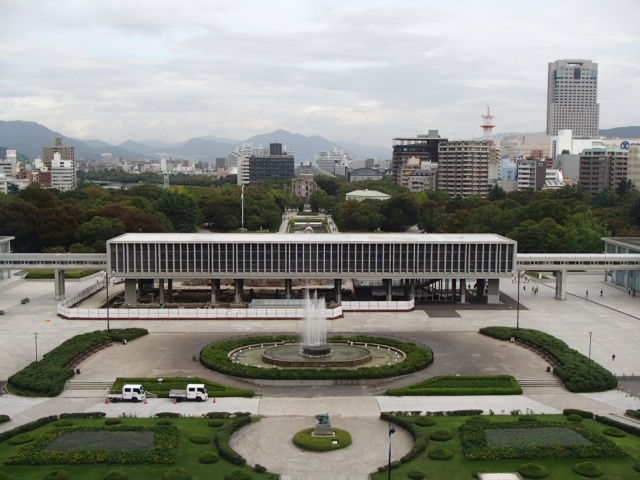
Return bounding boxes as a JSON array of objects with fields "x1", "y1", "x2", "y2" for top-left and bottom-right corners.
[
  {"x1": 316, "y1": 147, "x2": 350, "y2": 175},
  {"x1": 43, "y1": 137, "x2": 75, "y2": 169},
  {"x1": 50, "y1": 152, "x2": 76, "y2": 191},
  {"x1": 436, "y1": 141, "x2": 494, "y2": 198},
  {"x1": 546, "y1": 59, "x2": 599, "y2": 137},
  {"x1": 391, "y1": 130, "x2": 447, "y2": 184},
  {"x1": 578, "y1": 148, "x2": 627, "y2": 194},
  {"x1": 517, "y1": 158, "x2": 547, "y2": 191},
  {"x1": 627, "y1": 146, "x2": 640, "y2": 188},
  {"x1": 237, "y1": 142, "x2": 294, "y2": 185}
]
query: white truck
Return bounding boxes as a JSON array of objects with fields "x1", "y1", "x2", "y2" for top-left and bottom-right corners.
[
  {"x1": 168, "y1": 383, "x2": 209, "y2": 402},
  {"x1": 107, "y1": 384, "x2": 146, "y2": 403}
]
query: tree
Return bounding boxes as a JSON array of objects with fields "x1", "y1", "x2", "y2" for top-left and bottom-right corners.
[
  {"x1": 334, "y1": 200, "x2": 383, "y2": 231},
  {"x1": 379, "y1": 194, "x2": 418, "y2": 231},
  {"x1": 310, "y1": 190, "x2": 336, "y2": 213},
  {"x1": 487, "y1": 185, "x2": 507, "y2": 201},
  {"x1": 562, "y1": 211, "x2": 610, "y2": 252},
  {"x1": 314, "y1": 175, "x2": 341, "y2": 195},
  {"x1": 75, "y1": 216, "x2": 126, "y2": 251},
  {"x1": 156, "y1": 190, "x2": 201, "y2": 232}
]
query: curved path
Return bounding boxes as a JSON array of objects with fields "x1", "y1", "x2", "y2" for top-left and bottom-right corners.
[{"x1": 230, "y1": 416, "x2": 412, "y2": 480}]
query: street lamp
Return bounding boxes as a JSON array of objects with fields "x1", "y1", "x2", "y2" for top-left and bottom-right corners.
[
  {"x1": 105, "y1": 272, "x2": 111, "y2": 332},
  {"x1": 516, "y1": 270, "x2": 521, "y2": 329},
  {"x1": 34, "y1": 332, "x2": 38, "y2": 375},
  {"x1": 387, "y1": 422, "x2": 396, "y2": 480},
  {"x1": 588, "y1": 331, "x2": 593, "y2": 375}
]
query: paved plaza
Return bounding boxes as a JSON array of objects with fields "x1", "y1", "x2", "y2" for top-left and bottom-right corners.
[{"x1": 1, "y1": 271, "x2": 640, "y2": 479}]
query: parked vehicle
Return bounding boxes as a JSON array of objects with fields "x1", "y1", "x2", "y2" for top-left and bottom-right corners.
[
  {"x1": 107, "y1": 384, "x2": 146, "y2": 403},
  {"x1": 168, "y1": 383, "x2": 209, "y2": 402},
  {"x1": 20, "y1": 298, "x2": 29, "y2": 304}
]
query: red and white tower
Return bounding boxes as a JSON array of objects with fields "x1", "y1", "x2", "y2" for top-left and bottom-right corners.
[{"x1": 480, "y1": 106, "x2": 495, "y2": 141}]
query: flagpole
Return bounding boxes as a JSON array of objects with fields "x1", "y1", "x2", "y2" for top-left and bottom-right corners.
[
  {"x1": 241, "y1": 184, "x2": 245, "y2": 230},
  {"x1": 388, "y1": 422, "x2": 395, "y2": 480}
]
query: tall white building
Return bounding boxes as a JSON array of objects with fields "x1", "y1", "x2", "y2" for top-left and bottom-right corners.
[
  {"x1": 547, "y1": 59, "x2": 599, "y2": 137},
  {"x1": 316, "y1": 147, "x2": 351, "y2": 175},
  {"x1": 51, "y1": 153, "x2": 75, "y2": 191}
]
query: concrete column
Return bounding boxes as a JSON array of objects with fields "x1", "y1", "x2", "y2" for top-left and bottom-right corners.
[
  {"x1": 385, "y1": 279, "x2": 393, "y2": 301},
  {"x1": 285, "y1": 279, "x2": 293, "y2": 299},
  {"x1": 234, "y1": 279, "x2": 244, "y2": 303},
  {"x1": 555, "y1": 270, "x2": 567, "y2": 300},
  {"x1": 158, "y1": 279, "x2": 165, "y2": 304},
  {"x1": 407, "y1": 279, "x2": 416, "y2": 301},
  {"x1": 334, "y1": 279, "x2": 342, "y2": 303},
  {"x1": 124, "y1": 278, "x2": 137, "y2": 305},
  {"x1": 210, "y1": 279, "x2": 220, "y2": 304},
  {"x1": 451, "y1": 279, "x2": 457, "y2": 302},
  {"x1": 54, "y1": 269, "x2": 65, "y2": 300},
  {"x1": 487, "y1": 278, "x2": 500, "y2": 304},
  {"x1": 459, "y1": 278, "x2": 466, "y2": 304},
  {"x1": 137, "y1": 279, "x2": 144, "y2": 295},
  {"x1": 167, "y1": 279, "x2": 173, "y2": 300}
]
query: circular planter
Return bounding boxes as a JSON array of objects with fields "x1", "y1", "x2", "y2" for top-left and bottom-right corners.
[
  {"x1": 414, "y1": 416, "x2": 436, "y2": 427},
  {"x1": 602, "y1": 427, "x2": 625, "y2": 437},
  {"x1": 518, "y1": 463, "x2": 550, "y2": 479},
  {"x1": 573, "y1": 461, "x2": 604, "y2": 478},
  {"x1": 198, "y1": 452, "x2": 219, "y2": 464},
  {"x1": 188, "y1": 434, "x2": 210, "y2": 444},
  {"x1": 429, "y1": 430, "x2": 453, "y2": 441},
  {"x1": 427, "y1": 447, "x2": 454, "y2": 460},
  {"x1": 292, "y1": 428, "x2": 352, "y2": 452}
]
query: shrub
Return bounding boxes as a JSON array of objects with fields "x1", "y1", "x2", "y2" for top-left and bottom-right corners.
[
  {"x1": 253, "y1": 464, "x2": 266, "y2": 473},
  {"x1": 55, "y1": 419, "x2": 74, "y2": 427},
  {"x1": 594, "y1": 415, "x2": 640, "y2": 436},
  {"x1": 479, "y1": 327, "x2": 617, "y2": 392},
  {"x1": 59, "y1": 412, "x2": 105, "y2": 419},
  {"x1": 573, "y1": 461, "x2": 603, "y2": 477},
  {"x1": 163, "y1": 468, "x2": 192, "y2": 480},
  {"x1": 626, "y1": 409, "x2": 640, "y2": 420},
  {"x1": 188, "y1": 434, "x2": 210, "y2": 444},
  {"x1": 7, "y1": 434, "x2": 34, "y2": 445},
  {"x1": 293, "y1": 428, "x2": 352, "y2": 451},
  {"x1": 104, "y1": 469, "x2": 128, "y2": 480},
  {"x1": 518, "y1": 463, "x2": 550, "y2": 479},
  {"x1": 0, "y1": 416, "x2": 58, "y2": 444},
  {"x1": 105, "y1": 418, "x2": 122, "y2": 425},
  {"x1": 0, "y1": 472, "x2": 8, "y2": 480},
  {"x1": 634, "y1": 463, "x2": 640, "y2": 473},
  {"x1": 602, "y1": 427, "x2": 625, "y2": 437},
  {"x1": 224, "y1": 470, "x2": 252, "y2": 480},
  {"x1": 519, "y1": 416, "x2": 537, "y2": 423},
  {"x1": 200, "y1": 335, "x2": 433, "y2": 381},
  {"x1": 415, "y1": 417, "x2": 435, "y2": 427},
  {"x1": 43, "y1": 471, "x2": 69, "y2": 480},
  {"x1": 407, "y1": 469, "x2": 426, "y2": 479},
  {"x1": 8, "y1": 328, "x2": 148, "y2": 397},
  {"x1": 567, "y1": 414, "x2": 583, "y2": 422},
  {"x1": 428, "y1": 447, "x2": 454, "y2": 460},
  {"x1": 155, "y1": 412, "x2": 182, "y2": 418},
  {"x1": 198, "y1": 452, "x2": 219, "y2": 464},
  {"x1": 208, "y1": 419, "x2": 225, "y2": 427},
  {"x1": 430, "y1": 430, "x2": 453, "y2": 441},
  {"x1": 387, "y1": 374, "x2": 522, "y2": 396},
  {"x1": 215, "y1": 416, "x2": 251, "y2": 465},
  {"x1": 563, "y1": 409, "x2": 594, "y2": 419},
  {"x1": 157, "y1": 420, "x2": 173, "y2": 426},
  {"x1": 468, "y1": 416, "x2": 489, "y2": 424},
  {"x1": 0, "y1": 415, "x2": 10, "y2": 424}
]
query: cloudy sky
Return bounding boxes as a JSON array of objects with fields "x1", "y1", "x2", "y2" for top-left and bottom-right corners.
[{"x1": 1, "y1": 0, "x2": 639, "y2": 146}]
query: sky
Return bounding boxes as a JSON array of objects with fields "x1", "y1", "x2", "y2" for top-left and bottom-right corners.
[{"x1": 1, "y1": 0, "x2": 639, "y2": 147}]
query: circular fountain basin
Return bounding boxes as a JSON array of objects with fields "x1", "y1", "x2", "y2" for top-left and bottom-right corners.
[{"x1": 261, "y1": 343, "x2": 373, "y2": 368}]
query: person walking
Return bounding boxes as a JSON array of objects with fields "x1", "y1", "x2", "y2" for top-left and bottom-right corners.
[
  {"x1": 586, "y1": 289, "x2": 589, "y2": 297},
  {"x1": 600, "y1": 289, "x2": 603, "y2": 297}
]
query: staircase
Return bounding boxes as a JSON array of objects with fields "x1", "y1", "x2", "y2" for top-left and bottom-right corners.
[
  {"x1": 65, "y1": 381, "x2": 113, "y2": 391},
  {"x1": 517, "y1": 378, "x2": 564, "y2": 388}
]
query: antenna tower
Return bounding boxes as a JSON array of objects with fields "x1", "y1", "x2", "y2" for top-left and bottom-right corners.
[{"x1": 480, "y1": 106, "x2": 495, "y2": 141}]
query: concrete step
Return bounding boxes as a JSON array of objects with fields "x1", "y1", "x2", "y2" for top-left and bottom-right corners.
[
  {"x1": 66, "y1": 381, "x2": 113, "y2": 390},
  {"x1": 517, "y1": 379, "x2": 563, "y2": 387}
]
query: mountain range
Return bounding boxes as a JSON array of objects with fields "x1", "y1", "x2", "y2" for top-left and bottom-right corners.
[{"x1": 0, "y1": 121, "x2": 391, "y2": 163}]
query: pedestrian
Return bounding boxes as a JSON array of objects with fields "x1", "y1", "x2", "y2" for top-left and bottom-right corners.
[
  {"x1": 600, "y1": 289, "x2": 603, "y2": 297},
  {"x1": 612, "y1": 354, "x2": 616, "y2": 361},
  {"x1": 585, "y1": 289, "x2": 588, "y2": 297},
  {"x1": 523, "y1": 285, "x2": 526, "y2": 291}
]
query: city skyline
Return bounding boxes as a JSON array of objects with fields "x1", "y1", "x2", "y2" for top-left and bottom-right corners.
[{"x1": 1, "y1": 0, "x2": 639, "y2": 146}]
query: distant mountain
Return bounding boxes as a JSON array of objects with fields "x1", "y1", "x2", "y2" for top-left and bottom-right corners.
[
  {"x1": 0, "y1": 120, "x2": 154, "y2": 161},
  {"x1": 600, "y1": 126, "x2": 640, "y2": 138},
  {"x1": 334, "y1": 139, "x2": 391, "y2": 159}
]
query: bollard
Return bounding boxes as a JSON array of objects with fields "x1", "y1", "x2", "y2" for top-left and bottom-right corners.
[
  {"x1": 213, "y1": 397, "x2": 216, "y2": 403},
  {"x1": 105, "y1": 397, "x2": 109, "y2": 404}
]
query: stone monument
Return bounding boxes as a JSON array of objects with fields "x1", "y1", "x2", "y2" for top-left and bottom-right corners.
[{"x1": 312, "y1": 413, "x2": 335, "y2": 437}]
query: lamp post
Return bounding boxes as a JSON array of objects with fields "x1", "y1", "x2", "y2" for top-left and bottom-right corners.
[
  {"x1": 588, "y1": 331, "x2": 592, "y2": 375},
  {"x1": 34, "y1": 332, "x2": 38, "y2": 376},
  {"x1": 105, "y1": 272, "x2": 110, "y2": 332},
  {"x1": 516, "y1": 270, "x2": 521, "y2": 329},
  {"x1": 387, "y1": 422, "x2": 396, "y2": 480}
]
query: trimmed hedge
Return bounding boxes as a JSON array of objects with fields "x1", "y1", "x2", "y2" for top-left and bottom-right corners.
[
  {"x1": 224, "y1": 470, "x2": 253, "y2": 480},
  {"x1": 111, "y1": 376, "x2": 254, "y2": 398},
  {"x1": 380, "y1": 413, "x2": 428, "y2": 464},
  {"x1": 407, "y1": 470, "x2": 426, "y2": 479},
  {"x1": 518, "y1": 463, "x2": 550, "y2": 479},
  {"x1": 563, "y1": 409, "x2": 594, "y2": 419},
  {"x1": 626, "y1": 409, "x2": 640, "y2": 420},
  {"x1": 428, "y1": 447, "x2": 454, "y2": 460},
  {"x1": 163, "y1": 467, "x2": 192, "y2": 480},
  {"x1": 43, "y1": 471, "x2": 69, "y2": 480},
  {"x1": 386, "y1": 375, "x2": 522, "y2": 396},
  {"x1": 479, "y1": 327, "x2": 617, "y2": 392},
  {"x1": 602, "y1": 427, "x2": 625, "y2": 438},
  {"x1": 429, "y1": 429, "x2": 453, "y2": 441},
  {"x1": 460, "y1": 419, "x2": 627, "y2": 460},
  {"x1": 215, "y1": 416, "x2": 252, "y2": 465},
  {"x1": 0, "y1": 415, "x2": 9, "y2": 425},
  {"x1": 414, "y1": 416, "x2": 436, "y2": 427},
  {"x1": 292, "y1": 428, "x2": 352, "y2": 451},
  {"x1": 104, "y1": 469, "x2": 129, "y2": 480},
  {"x1": 595, "y1": 415, "x2": 640, "y2": 436},
  {"x1": 8, "y1": 328, "x2": 148, "y2": 397},
  {"x1": 0, "y1": 415, "x2": 58, "y2": 444},
  {"x1": 7, "y1": 434, "x2": 34, "y2": 445},
  {"x1": 198, "y1": 452, "x2": 219, "y2": 464},
  {"x1": 60, "y1": 412, "x2": 106, "y2": 419},
  {"x1": 188, "y1": 434, "x2": 210, "y2": 444},
  {"x1": 573, "y1": 461, "x2": 603, "y2": 477},
  {"x1": 567, "y1": 414, "x2": 583, "y2": 423},
  {"x1": 200, "y1": 335, "x2": 433, "y2": 380}
]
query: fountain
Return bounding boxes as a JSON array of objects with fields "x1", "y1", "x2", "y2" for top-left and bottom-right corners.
[{"x1": 301, "y1": 291, "x2": 331, "y2": 357}]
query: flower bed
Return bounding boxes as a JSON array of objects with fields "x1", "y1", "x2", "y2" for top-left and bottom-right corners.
[
  {"x1": 479, "y1": 327, "x2": 617, "y2": 392},
  {"x1": 292, "y1": 428, "x2": 352, "y2": 451},
  {"x1": 460, "y1": 419, "x2": 627, "y2": 460},
  {"x1": 200, "y1": 335, "x2": 433, "y2": 380},
  {"x1": 386, "y1": 375, "x2": 522, "y2": 396},
  {"x1": 5, "y1": 425, "x2": 178, "y2": 465}
]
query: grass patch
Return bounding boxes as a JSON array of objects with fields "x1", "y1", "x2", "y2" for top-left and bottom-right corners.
[
  {"x1": 0, "y1": 417, "x2": 276, "y2": 479},
  {"x1": 111, "y1": 377, "x2": 254, "y2": 398},
  {"x1": 25, "y1": 270, "x2": 99, "y2": 279},
  {"x1": 200, "y1": 335, "x2": 433, "y2": 380},
  {"x1": 386, "y1": 375, "x2": 522, "y2": 396},
  {"x1": 292, "y1": 428, "x2": 352, "y2": 451},
  {"x1": 479, "y1": 327, "x2": 617, "y2": 392}
]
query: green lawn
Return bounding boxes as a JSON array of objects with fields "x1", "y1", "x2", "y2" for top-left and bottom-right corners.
[
  {"x1": 25, "y1": 270, "x2": 99, "y2": 279},
  {"x1": 386, "y1": 375, "x2": 523, "y2": 396},
  {"x1": 111, "y1": 377, "x2": 255, "y2": 398},
  {"x1": 0, "y1": 417, "x2": 277, "y2": 479},
  {"x1": 371, "y1": 414, "x2": 640, "y2": 480}
]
